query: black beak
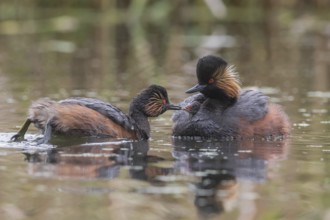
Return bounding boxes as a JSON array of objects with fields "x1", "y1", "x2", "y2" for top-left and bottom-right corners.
[
  {"x1": 166, "y1": 103, "x2": 181, "y2": 110},
  {"x1": 186, "y1": 84, "x2": 207, "y2": 94}
]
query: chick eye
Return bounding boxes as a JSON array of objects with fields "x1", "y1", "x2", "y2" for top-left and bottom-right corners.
[
  {"x1": 162, "y1": 99, "x2": 167, "y2": 105},
  {"x1": 208, "y1": 78, "x2": 215, "y2": 84}
]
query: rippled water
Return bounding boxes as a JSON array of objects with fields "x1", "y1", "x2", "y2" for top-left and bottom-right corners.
[{"x1": 0, "y1": 2, "x2": 330, "y2": 220}]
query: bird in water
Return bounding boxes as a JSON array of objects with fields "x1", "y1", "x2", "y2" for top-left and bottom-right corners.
[
  {"x1": 11, "y1": 85, "x2": 180, "y2": 144},
  {"x1": 172, "y1": 55, "x2": 290, "y2": 140}
]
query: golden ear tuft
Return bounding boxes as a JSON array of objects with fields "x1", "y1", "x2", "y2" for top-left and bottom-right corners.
[
  {"x1": 145, "y1": 92, "x2": 164, "y2": 116},
  {"x1": 213, "y1": 65, "x2": 241, "y2": 98}
]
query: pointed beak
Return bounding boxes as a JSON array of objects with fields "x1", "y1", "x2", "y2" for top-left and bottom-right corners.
[
  {"x1": 186, "y1": 84, "x2": 207, "y2": 94},
  {"x1": 166, "y1": 103, "x2": 181, "y2": 110}
]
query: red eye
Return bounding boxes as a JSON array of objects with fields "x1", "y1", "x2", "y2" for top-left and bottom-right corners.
[
  {"x1": 208, "y1": 78, "x2": 214, "y2": 84},
  {"x1": 162, "y1": 99, "x2": 167, "y2": 104}
]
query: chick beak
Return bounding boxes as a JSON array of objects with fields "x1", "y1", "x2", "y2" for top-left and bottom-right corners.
[{"x1": 166, "y1": 104, "x2": 181, "y2": 110}]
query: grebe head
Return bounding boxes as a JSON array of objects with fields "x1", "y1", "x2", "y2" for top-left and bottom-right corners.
[
  {"x1": 183, "y1": 101, "x2": 201, "y2": 115},
  {"x1": 131, "y1": 85, "x2": 181, "y2": 117},
  {"x1": 186, "y1": 55, "x2": 241, "y2": 100}
]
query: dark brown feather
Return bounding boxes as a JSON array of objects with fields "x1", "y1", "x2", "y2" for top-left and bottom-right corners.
[
  {"x1": 52, "y1": 104, "x2": 137, "y2": 139},
  {"x1": 28, "y1": 99, "x2": 137, "y2": 139}
]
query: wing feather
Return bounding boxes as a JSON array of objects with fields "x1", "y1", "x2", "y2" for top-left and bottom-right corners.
[{"x1": 59, "y1": 97, "x2": 135, "y2": 132}]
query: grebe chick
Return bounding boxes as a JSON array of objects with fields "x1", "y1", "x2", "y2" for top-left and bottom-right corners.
[
  {"x1": 183, "y1": 101, "x2": 201, "y2": 116},
  {"x1": 11, "y1": 85, "x2": 180, "y2": 144},
  {"x1": 172, "y1": 55, "x2": 290, "y2": 139}
]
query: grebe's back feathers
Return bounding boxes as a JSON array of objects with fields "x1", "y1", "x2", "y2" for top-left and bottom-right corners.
[
  {"x1": 60, "y1": 97, "x2": 135, "y2": 132},
  {"x1": 173, "y1": 90, "x2": 268, "y2": 124},
  {"x1": 225, "y1": 90, "x2": 269, "y2": 122}
]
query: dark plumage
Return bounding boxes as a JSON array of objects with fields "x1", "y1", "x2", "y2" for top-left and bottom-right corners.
[
  {"x1": 172, "y1": 55, "x2": 290, "y2": 139},
  {"x1": 11, "y1": 85, "x2": 180, "y2": 144}
]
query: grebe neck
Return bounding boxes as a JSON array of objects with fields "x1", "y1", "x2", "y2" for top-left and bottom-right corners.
[
  {"x1": 129, "y1": 108, "x2": 150, "y2": 140},
  {"x1": 201, "y1": 88, "x2": 237, "y2": 108}
]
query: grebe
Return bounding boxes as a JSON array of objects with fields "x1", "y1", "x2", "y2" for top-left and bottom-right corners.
[
  {"x1": 11, "y1": 85, "x2": 180, "y2": 144},
  {"x1": 172, "y1": 55, "x2": 290, "y2": 139}
]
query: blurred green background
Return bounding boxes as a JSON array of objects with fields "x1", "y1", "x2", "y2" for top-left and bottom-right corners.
[{"x1": 0, "y1": 0, "x2": 329, "y2": 129}]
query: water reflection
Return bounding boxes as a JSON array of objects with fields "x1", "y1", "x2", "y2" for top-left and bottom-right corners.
[
  {"x1": 23, "y1": 140, "x2": 154, "y2": 179},
  {"x1": 22, "y1": 136, "x2": 290, "y2": 218},
  {"x1": 172, "y1": 138, "x2": 290, "y2": 217}
]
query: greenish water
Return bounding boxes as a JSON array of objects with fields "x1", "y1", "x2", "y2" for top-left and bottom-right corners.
[{"x1": 0, "y1": 1, "x2": 330, "y2": 220}]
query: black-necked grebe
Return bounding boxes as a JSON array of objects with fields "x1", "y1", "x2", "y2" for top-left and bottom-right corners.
[
  {"x1": 172, "y1": 55, "x2": 290, "y2": 139},
  {"x1": 11, "y1": 85, "x2": 180, "y2": 144}
]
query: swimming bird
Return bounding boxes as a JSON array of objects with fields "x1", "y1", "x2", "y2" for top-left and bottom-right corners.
[
  {"x1": 11, "y1": 85, "x2": 180, "y2": 144},
  {"x1": 172, "y1": 55, "x2": 290, "y2": 139}
]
